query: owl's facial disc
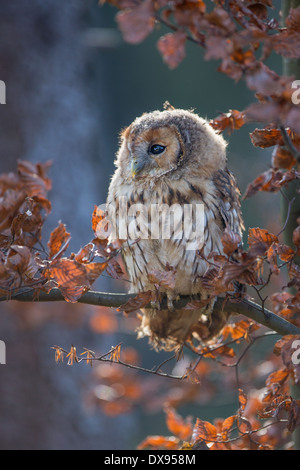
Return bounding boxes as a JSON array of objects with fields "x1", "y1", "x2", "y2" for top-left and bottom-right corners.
[{"x1": 130, "y1": 126, "x2": 182, "y2": 179}]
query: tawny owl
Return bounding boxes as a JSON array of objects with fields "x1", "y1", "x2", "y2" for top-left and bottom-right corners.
[{"x1": 106, "y1": 105, "x2": 244, "y2": 350}]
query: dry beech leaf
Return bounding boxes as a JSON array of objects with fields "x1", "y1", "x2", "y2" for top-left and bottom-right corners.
[
  {"x1": 116, "y1": 0, "x2": 155, "y2": 44},
  {"x1": 165, "y1": 407, "x2": 193, "y2": 441},
  {"x1": 157, "y1": 31, "x2": 186, "y2": 69},
  {"x1": 48, "y1": 222, "x2": 70, "y2": 259},
  {"x1": 117, "y1": 290, "x2": 152, "y2": 314},
  {"x1": 192, "y1": 418, "x2": 217, "y2": 444}
]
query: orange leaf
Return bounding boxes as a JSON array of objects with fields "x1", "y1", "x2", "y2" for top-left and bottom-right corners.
[
  {"x1": 116, "y1": 0, "x2": 155, "y2": 44},
  {"x1": 117, "y1": 290, "x2": 152, "y2": 314},
  {"x1": 192, "y1": 418, "x2": 217, "y2": 444},
  {"x1": 272, "y1": 145, "x2": 296, "y2": 170},
  {"x1": 165, "y1": 407, "x2": 193, "y2": 441},
  {"x1": 277, "y1": 244, "x2": 295, "y2": 262},
  {"x1": 210, "y1": 110, "x2": 245, "y2": 134},
  {"x1": 248, "y1": 227, "x2": 278, "y2": 256},
  {"x1": 85, "y1": 261, "x2": 108, "y2": 284},
  {"x1": 138, "y1": 435, "x2": 179, "y2": 450},
  {"x1": 221, "y1": 226, "x2": 241, "y2": 256},
  {"x1": 157, "y1": 31, "x2": 186, "y2": 69},
  {"x1": 221, "y1": 415, "x2": 237, "y2": 441},
  {"x1": 238, "y1": 388, "x2": 247, "y2": 411},
  {"x1": 48, "y1": 223, "x2": 70, "y2": 259}
]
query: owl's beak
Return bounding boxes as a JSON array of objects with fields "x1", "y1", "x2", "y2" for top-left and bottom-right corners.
[{"x1": 131, "y1": 158, "x2": 144, "y2": 179}]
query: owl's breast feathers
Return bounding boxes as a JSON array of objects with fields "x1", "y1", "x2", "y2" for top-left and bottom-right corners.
[{"x1": 107, "y1": 169, "x2": 243, "y2": 297}]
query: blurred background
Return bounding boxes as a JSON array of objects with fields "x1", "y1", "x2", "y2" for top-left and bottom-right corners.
[{"x1": 0, "y1": 0, "x2": 283, "y2": 449}]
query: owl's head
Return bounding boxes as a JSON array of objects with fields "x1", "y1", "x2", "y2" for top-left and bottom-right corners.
[{"x1": 115, "y1": 106, "x2": 227, "y2": 183}]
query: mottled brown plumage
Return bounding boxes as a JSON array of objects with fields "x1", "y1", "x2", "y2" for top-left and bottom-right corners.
[{"x1": 106, "y1": 106, "x2": 244, "y2": 350}]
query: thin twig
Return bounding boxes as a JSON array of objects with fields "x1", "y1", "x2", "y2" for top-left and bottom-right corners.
[
  {"x1": 279, "y1": 125, "x2": 300, "y2": 163},
  {"x1": 154, "y1": 13, "x2": 205, "y2": 47},
  {"x1": 277, "y1": 190, "x2": 296, "y2": 237}
]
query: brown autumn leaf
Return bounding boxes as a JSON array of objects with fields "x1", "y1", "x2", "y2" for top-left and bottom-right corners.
[
  {"x1": 48, "y1": 257, "x2": 88, "y2": 290},
  {"x1": 272, "y1": 30, "x2": 300, "y2": 59},
  {"x1": 148, "y1": 268, "x2": 176, "y2": 289},
  {"x1": 92, "y1": 205, "x2": 105, "y2": 234},
  {"x1": 92, "y1": 205, "x2": 110, "y2": 240},
  {"x1": 293, "y1": 225, "x2": 300, "y2": 246},
  {"x1": 250, "y1": 127, "x2": 300, "y2": 149},
  {"x1": 266, "y1": 242, "x2": 280, "y2": 274},
  {"x1": 288, "y1": 263, "x2": 300, "y2": 290},
  {"x1": 250, "y1": 128, "x2": 285, "y2": 148},
  {"x1": 48, "y1": 222, "x2": 71, "y2": 259},
  {"x1": 271, "y1": 145, "x2": 296, "y2": 170},
  {"x1": 210, "y1": 109, "x2": 245, "y2": 133},
  {"x1": 271, "y1": 292, "x2": 294, "y2": 311},
  {"x1": 265, "y1": 368, "x2": 290, "y2": 397},
  {"x1": 0, "y1": 190, "x2": 27, "y2": 232},
  {"x1": 243, "y1": 169, "x2": 299, "y2": 199},
  {"x1": 285, "y1": 5, "x2": 300, "y2": 30},
  {"x1": 248, "y1": 227, "x2": 278, "y2": 256},
  {"x1": 138, "y1": 435, "x2": 179, "y2": 450},
  {"x1": 17, "y1": 160, "x2": 52, "y2": 199},
  {"x1": 276, "y1": 244, "x2": 295, "y2": 262},
  {"x1": 245, "y1": 63, "x2": 283, "y2": 96},
  {"x1": 221, "y1": 415, "x2": 237, "y2": 441},
  {"x1": 238, "y1": 388, "x2": 247, "y2": 411},
  {"x1": 173, "y1": 0, "x2": 206, "y2": 27},
  {"x1": 85, "y1": 261, "x2": 108, "y2": 284},
  {"x1": 185, "y1": 366, "x2": 201, "y2": 384},
  {"x1": 157, "y1": 31, "x2": 187, "y2": 69},
  {"x1": 287, "y1": 399, "x2": 300, "y2": 433},
  {"x1": 117, "y1": 290, "x2": 153, "y2": 314},
  {"x1": 221, "y1": 319, "x2": 259, "y2": 341},
  {"x1": 208, "y1": 344, "x2": 236, "y2": 359},
  {"x1": 192, "y1": 418, "x2": 217, "y2": 444},
  {"x1": 221, "y1": 226, "x2": 241, "y2": 256},
  {"x1": 106, "y1": 257, "x2": 124, "y2": 279},
  {"x1": 74, "y1": 243, "x2": 94, "y2": 264},
  {"x1": 6, "y1": 244, "x2": 31, "y2": 272},
  {"x1": 116, "y1": 0, "x2": 155, "y2": 44},
  {"x1": 273, "y1": 335, "x2": 300, "y2": 385},
  {"x1": 165, "y1": 407, "x2": 193, "y2": 441},
  {"x1": 218, "y1": 254, "x2": 262, "y2": 289}
]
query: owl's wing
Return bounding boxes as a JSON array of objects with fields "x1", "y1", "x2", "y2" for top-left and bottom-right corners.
[
  {"x1": 212, "y1": 168, "x2": 245, "y2": 295},
  {"x1": 212, "y1": 168, "x2": 244, "y2": 238}
]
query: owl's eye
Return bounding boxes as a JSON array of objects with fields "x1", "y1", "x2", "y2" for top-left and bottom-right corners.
[{"x1": 149, "y1": 144, "x2": 166, "y2": 155}]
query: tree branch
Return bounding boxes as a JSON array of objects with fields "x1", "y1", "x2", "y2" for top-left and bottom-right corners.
[{"x1": 2, "y1": 287, "x2": 300, "y2": 336}]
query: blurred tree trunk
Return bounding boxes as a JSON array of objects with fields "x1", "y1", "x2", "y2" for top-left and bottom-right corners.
[{"x1": 0, "y1": 0, "x2": 134, "y2": 449}]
